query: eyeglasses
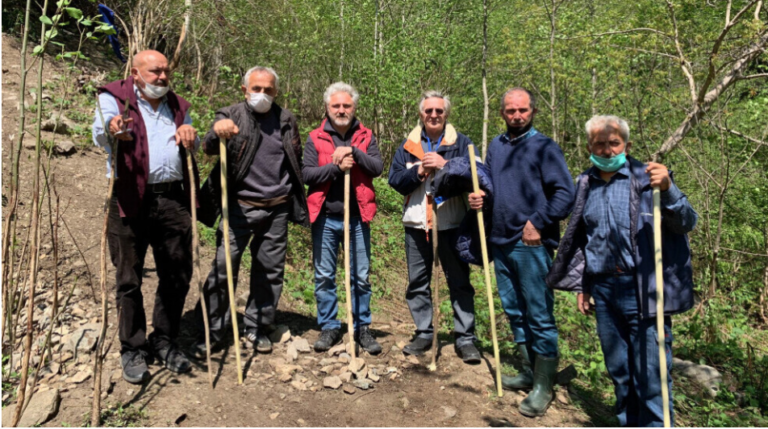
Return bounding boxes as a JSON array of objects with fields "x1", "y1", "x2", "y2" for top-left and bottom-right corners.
[{"x1": 424, "y1": 108, "x2": 444, "y2": 115}]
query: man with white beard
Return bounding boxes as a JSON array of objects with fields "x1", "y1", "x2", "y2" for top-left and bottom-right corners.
[{"x1": 302, "y1": 82, "x2": 384, "y2": 354}]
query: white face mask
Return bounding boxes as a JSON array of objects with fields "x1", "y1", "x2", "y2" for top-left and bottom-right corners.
[
  {"x1": 137, "y1": 70, "x2": 170, "y2": 99},
  {"x1": 248, "y1": 92, "x2": 273, "y2": 113}
]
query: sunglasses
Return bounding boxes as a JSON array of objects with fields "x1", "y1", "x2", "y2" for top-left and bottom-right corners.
[{"x1": 424, "y1": 108, "x2": 444, "y2": 115}]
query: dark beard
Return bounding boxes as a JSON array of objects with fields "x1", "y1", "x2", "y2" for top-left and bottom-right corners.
[{"x1": 506, "y1": 122, "x2": 533, "y2": 138}]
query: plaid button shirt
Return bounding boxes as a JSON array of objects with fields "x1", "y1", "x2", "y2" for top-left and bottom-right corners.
[{"x1": 583, "y1": 162, "x2": 635, "y2": 275}]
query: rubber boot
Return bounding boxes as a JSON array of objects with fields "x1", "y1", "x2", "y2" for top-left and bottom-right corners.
[
  {"x1": 519, "y1": 354, "x2": 558, "y2": 417},
  {"x1": 501, "y1": 343, "x2": 535, "y2": 391}
]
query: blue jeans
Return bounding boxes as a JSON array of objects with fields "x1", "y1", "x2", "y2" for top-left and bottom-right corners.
[
  {"x1": 590, "y1": 274, "x2": 674, "y2": 427},
  {"x1": 312, "y1": 214, "x2": 372, "y2": 331},
  {"x1": 492, "y1": 242, "x2": 558, "y2": 358}
]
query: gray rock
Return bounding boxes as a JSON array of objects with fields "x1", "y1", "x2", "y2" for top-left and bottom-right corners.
[
  {"x1": 65, "y1": 323, "x2": 101, "y2": 357},
  {"x1": 352, "y1": 379, "x2": 372, "y2": 390},
  {"x1": 442, "y1": 405, "x2": 457, "y2": 418},
  {"x1": 54, "y1": 140, "x2": 76, "y2": 155},
  {"x1": 1, "y1": 388, "x2": 60, "y2": 427},
  {"x1": 292, "y1": 337, "x2": 311, "y2": 353},
  {"x1": 672, "y1": 358, "x2": 722, "y2": 398},
  {"x1": 41, "y1": 112, "x2": 76, "y2": 135}
]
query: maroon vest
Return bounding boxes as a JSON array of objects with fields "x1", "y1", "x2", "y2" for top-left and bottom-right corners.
[{"x1": 98, "y1": 77, "x2": 199, "y2": 217}]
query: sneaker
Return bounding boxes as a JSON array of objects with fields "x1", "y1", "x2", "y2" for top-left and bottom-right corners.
[
  {"x1": 457, "y1": 343, "x2": 482, "y2": 364},
  {"x1": 121, "y1": 350, "x2": 150, "y2": 384},
  {"x1": 355, "y1": 327, "x2": 382, "y2": 355},
  {"x1": 314, "y1": 328, "x2": 342, "y2": 352},
  {"x1": 245, "y1": 330, "x2": 272, "y2": 353},
  {"x1": 155, "y1": 344, "x2": 192, "y2": 374},
  {"x1": 402, "y1": 337, "x2": 433, "y2": 356}
]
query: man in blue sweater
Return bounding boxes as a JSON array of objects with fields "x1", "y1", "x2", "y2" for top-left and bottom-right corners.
[{"x1": 469, "y1": 87, "x2": 575, "y2": 417}]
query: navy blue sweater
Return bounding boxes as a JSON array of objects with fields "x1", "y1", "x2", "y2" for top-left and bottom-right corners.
[{"x1": 485, "y1": 129, "x2": 575, "y2": 249}]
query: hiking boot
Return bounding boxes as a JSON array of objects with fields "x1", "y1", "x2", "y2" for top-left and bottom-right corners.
[
  {"x1": 457, "y1": 342, "x2": 482, "y2": 364},
  {"x1": 121, "y1": 350, "x2": 150, "y2": 384},
  {"x1": 245, "y1": 330, "x2": 272, "y2": 353},
  {"x1": 314, "y1": 329, "x2": 342, "y2": 352},
  {"x1": 155, "y1": 344, "x2": 192, "y2": 374},
  {"x1": 402, "y1": 337, "x2": 433, "y2": 356},
  {"x1": 502, "y1": 343, "x2": 535, "y2": 391},
  {"x1": 519, "y1": 355, "x2": 558, "y2": 417},
  {"x1": 355, "y1": 327, "x2": 382, "y2": 355}
]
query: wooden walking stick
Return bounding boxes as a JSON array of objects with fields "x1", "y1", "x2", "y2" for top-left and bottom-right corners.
[
  {"x1": 468, "y1": 145, "x2": 503, "y2": 397},
  {"x1": 653, "y1": 186, "x2": 671, "y2": 427},
  {"x1": 343, "y1": 170, "x2": 356, "y2": 359},
  {"x1": 427, "y1": 183, "x2": 441, "y2": 372},
  {"x1": 219, "y1": 138, "x2": 243, "y2": 384},
  {"x1": 186, "y1": 150, "x2": 213, "y2": 388}
]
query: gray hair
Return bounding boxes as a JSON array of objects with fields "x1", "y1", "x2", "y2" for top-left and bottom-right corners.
[
  {"x1": 242, "y1": 66, "x2": 279, "y2": 88},
  {"x1": 585, "y1": 115, "x2": 630, "y2": 142},
  {"x1": 418, "y1": 90, "x2": 451, "y2": 117},
  {"x1": 323, "y1": 82, "x2": 359, "y2": 106},
  {"x1": 500, "y1": 87, "x2": 536, "y2": 110}
]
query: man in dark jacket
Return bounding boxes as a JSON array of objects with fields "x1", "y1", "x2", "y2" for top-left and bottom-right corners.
[
  {"x1": 547, "y1": 115, "x2": 697, "y2": 427},
  {"x1": 469, "y1": 87, "x2": 575, "y2": 417},
  {"x1": 193, "y1": 66, "x2": 308, "y2": 356},
  {"x1": 388, "y1": 90, "x2": 481, "y2": 363},
  {"x1": 92, "y1": 50, "x2": 199, "y2": 384},
  {"x1": 303, "y1": 82, "x2": 384, "y2": 354}
]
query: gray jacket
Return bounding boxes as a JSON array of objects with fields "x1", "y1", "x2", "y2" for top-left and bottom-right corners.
[{"x1": 198, "y1": 101, "x2": 308, "y2": 227}]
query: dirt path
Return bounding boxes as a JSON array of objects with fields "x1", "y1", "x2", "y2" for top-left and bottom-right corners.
[{"x1": 2, "y1": 33, "x2": 597, "y2": 427}]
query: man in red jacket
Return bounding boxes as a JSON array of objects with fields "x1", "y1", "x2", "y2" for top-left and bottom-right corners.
[
  {"x1": 92, "y1": 50, "x2": 198, "y2": 384},
  {"x1": 302, "y1": 82, "x2": 383, "y2": 354}
]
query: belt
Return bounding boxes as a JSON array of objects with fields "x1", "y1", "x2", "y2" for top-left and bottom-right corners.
[{"x1": 147, "y1": 181, "x2": 183, "y2": 194}]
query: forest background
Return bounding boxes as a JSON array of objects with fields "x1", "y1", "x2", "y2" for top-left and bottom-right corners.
[{"x1": 1, "y1": 0, "x2": 767, "y2": 426}]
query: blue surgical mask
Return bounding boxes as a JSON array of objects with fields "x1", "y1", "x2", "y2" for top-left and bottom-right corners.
[{"x1": 590, "y1": 152, "x2": 626, "y2": 172}]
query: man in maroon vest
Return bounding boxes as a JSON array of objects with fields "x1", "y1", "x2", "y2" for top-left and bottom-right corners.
[
  {"x1": 92, "y1": 50, "x2": 199, "y2": 384},
  {"x1": 303, "y1": 82, "x2": 383, "y2": 354}
]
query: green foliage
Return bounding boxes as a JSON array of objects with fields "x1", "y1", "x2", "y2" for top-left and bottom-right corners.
[{"x1": 83, "y1": 403, "x2": 148, "y2": 427}]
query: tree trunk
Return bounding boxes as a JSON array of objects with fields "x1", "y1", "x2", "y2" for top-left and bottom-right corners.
[{"x1": 481, "y1": 0, "x2": 490, "y2": 160}]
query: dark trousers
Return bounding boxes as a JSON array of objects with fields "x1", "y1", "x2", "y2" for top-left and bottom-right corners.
[
  {"x1": 195, "y1": 202, "x2": 288, "y2": 342},
  {"x1": 591, "y1": 274, "x2": 674, "y2": 427},
  {"x1": 404, "y1": 227, "x2": 476, "y2": 347},
  {"x1": 107, "y1": 190, "x2": 192, "y2": 354}
]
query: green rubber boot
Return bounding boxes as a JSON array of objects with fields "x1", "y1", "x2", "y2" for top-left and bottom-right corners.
[
  {"x1": 519, "y1": 354, "x2": 558, "y2": 417},
  {"x1": 501, "y1": 343, "x2": 535, "y2": 391}
]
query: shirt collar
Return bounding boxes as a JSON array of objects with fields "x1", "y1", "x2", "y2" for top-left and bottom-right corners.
[
  {"x1": 324, "y1": 116, "x2": 359, "y2": 138},
  {"x1": 500, "y1": 127, "x2": 538, "y2": 145}
]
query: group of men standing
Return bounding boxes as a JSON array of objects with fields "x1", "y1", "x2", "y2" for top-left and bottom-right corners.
[{"x1": 93, "y1": 49, "x2": 697, "y2": 427}]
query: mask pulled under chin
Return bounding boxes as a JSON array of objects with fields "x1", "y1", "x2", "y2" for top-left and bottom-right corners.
[
  {"x1": 248, "y1": 92, "x2": 274, "y2": 113},
  {"x1": 590, "y1": 152, "x2": 627, "y2": 172},
  {"x1": 137, "y1": 71, "x2": 170, "y2": 99}
]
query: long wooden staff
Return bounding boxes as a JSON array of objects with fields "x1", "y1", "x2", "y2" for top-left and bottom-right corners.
[
  {"x1": 219, "y1": 138, "x2": 243, "y2": 384},
  {"x1": 186, "y1": 151, "x2": 213, "y2": 388},
  {"x1": 427, "y1": 182, "x2": 441, "y2": 372},
  {"x1": 343, "y1": 170, "x2": 356, "y2": 359},
  {"x1": 653, "y1": 186, "x2": 671, "y2": 427},
  {"x1": 468, "y1": 145, "x2": 503, "y2": 397}
]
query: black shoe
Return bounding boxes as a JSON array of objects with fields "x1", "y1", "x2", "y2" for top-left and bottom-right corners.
[
  {"x1": 121, "y1": 350, "x2": 150, "y2": 384},
  {"x1": 191, "y1": 336, "x2": 227, "y2": 360},
  {"x1": 314, "y1": 329, "x2": 342, "y2": 352},
  {"x1": 245, "y1": 330, "x2": 272, "y2": 353},
  {"x1": 403, "y1": 337, "x2": 433, "y2": 356},
  {"x1": 457, "y1": 343, "x2": 482, "y2": 364},
  {"x1": 355, "y1": 327, "x2": 382, "y2": 355},
  {"x1": 155, "y1": 344, "x2": 192, "y2": 374}
]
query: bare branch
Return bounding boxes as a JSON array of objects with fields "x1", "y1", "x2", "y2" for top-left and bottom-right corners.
[
  {"x1": 739, "y1": 73, "x2": 768, "y2": 81},
  {"x1": 714, "y1": 125, "x2": 768, "y2": 147},
  {"x1": 561, "y1": 28, "x2": 672, "y2": 40},
  {"x1": 699, "y1": 0, "x2": 762, "y2": 102},
  {"x1": 666, "y1": 0, "x2": 698, "y2": 104}
]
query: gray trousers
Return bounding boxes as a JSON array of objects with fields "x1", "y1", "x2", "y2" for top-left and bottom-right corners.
[
  {"x1": 404, "y1": 227, "x2": 476, "y2": 347},
  {"x1": 195, "y1": 202, "x2": 288, "y2": 342}
]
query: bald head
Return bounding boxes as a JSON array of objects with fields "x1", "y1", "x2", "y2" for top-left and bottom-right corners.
[
  {"x1": 133, "y1": 50, "x2": 167, "y2": 68},
  {"x1": 131, "y1": 50, "x2": 170, "y2": 99}
]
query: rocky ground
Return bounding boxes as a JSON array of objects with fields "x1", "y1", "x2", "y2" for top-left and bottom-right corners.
[{"x1": 2, "y1": 32, "x2": 724, "y2": 427}]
